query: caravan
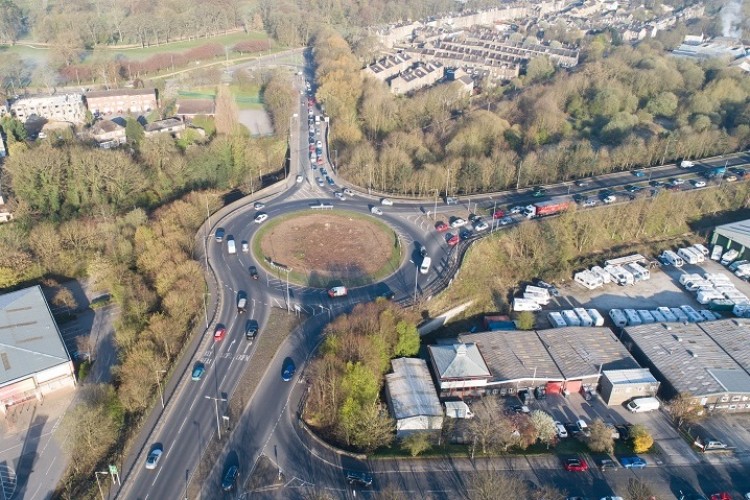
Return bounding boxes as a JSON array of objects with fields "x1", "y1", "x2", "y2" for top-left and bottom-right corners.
[
  {"x1": 692, "y1": 243, "x2": 709, "y2": 257},
  {"x1": 624, "y1": 309, "x2": 642, "y2": 326},
  {"x1": 590, "y1": 266, "x2": 612, "y2": 284},
  {"x1": 574, "y1": 270, "x2": 604, "y2": 290},
  {"x1": 677, "y1": 248, "x2": 701, "y2": 265},
  {"x1": 548, "y1": 312, "x2": 567, "y2": 328},
  {"x1": 574, "y1": 308, "x2": 594, "y2": 327},
  {"x1": 513, "y1": 298, "x2": 542, "y2": 311},
  {"x1": 561, "y1": 310, "x2": 582, "y2": 326},
  {"x1": 661, "y1": 250, "x2": 684, "y2": 268},
  {"x1": 626, "y1": 262, "x2": 650, "y2": 281},
  {"x1": 609, "y1": 309, "x2": 628, "y2": 328},
  {"x1": 587, "y1": 308, "x2": 605, "y2": 327}
]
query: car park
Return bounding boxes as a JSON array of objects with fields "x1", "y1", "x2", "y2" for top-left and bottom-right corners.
[
  {"x1": 254, "y1": 201, "x2": 265, "y2": 210},
  {"x1": 214, "y1": 325, "x2": 227, "y2": 341},
  {"x1": 435, "y1": 222, "x2": 449, "y2": 232},
  {"x1": 381, "y1": 198, "x2": 394, "y2": 206},
  {"x1": 345, "y1": 470, "x2": 373, "y2": 487},
  {"x1": 446, "y1": 233, "x2": 460, "y2": 246},
  {"x1": 281, "y1": 358, "x2": 296, "y2": 381},
  {"x1": 563, "y1": 458, "x2": 588, "y2": 472},
  {"x1": 145, "y1": 447, "x2": 163, "y2": 470},
  {"x1": 191, "y1": 363, "x2": 205, "y2": 381},
  {"x1": 254, "y1": 213, "x2": 269, "y2": 224},
  {"x1": 450, "y1": 217, "x2": 467, "y2": 228},
  {"x1": 215, "y1": 227, "x2": 225, "y2": 242},
  {"x1": 370, "y1": 206, "x2": 383, "y2": 215},
  {"x1": 619, "y1": 456, "x2": 646, "y2": 468},
  {"x1": 249, "y1": 266, "x2": 259, "y2": 279},
  {"x1": 241, "y1": 241, "x2": 249, "y2": 253},
  {"x1": 692, "y1": 179, "x2": 706, "y2": 188},
  {"x1": 554, "y1": 421, "x2": 568, "y2": 438},
  {"x1": 222, "y1": 465, "x2": 239, "y2": 491}
]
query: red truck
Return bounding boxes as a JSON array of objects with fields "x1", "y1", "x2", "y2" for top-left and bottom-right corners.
[{"x1": 523, "y1": 200, "x2": 571, "y2": 219}]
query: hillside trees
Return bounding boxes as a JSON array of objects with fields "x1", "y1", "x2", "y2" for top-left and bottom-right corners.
[
  {"x1": 262, "y1": 70, "x2": 298, "y2": 136},
  {"x1": 304, "y1": 300, "x2": 419, "y2": 451}
]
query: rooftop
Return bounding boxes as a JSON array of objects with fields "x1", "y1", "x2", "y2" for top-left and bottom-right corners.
[
  {"x1": 86, "y1": 88, "x2": 156, "y2": 99},
  {"x1": 428, "y1": 342, "x2": 491, "y2": 380},
  {"x1": 603, "y1": 368, "x2": 658, "y2": 385},
  {"x1": 624, "y1": 322, "x2": 750, "y2": 396},
  {"x1": 0, "y1": 286, "x2": 71, "y2": 386},
  {"x1": 459, "y1": 330, "x2": 563, "y2": 382},
  {"x1": 385, "y1": 358, "x2": 443, "y2": 420},
  {"x1": 714, "y1": 218, "x2": 750, "y2": 250},
  {"x1": 176, "y1": 98, "x2": 216, "y2": 116}
]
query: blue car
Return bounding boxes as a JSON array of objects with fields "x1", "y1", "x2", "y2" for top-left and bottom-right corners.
[
  {"x1": 619, "y1": 456, "x2": 647, "y2": 468},
  {"x1": 632, "y1": 170, "x2": 646, "y2": 177},
  {"x1": 191, "y1": 363, "x2": 205, "y2": 381},
  {"x1": 326, "y1": 176, "x2": 335, "y2": 186},
  {"x1": 281, "y1": 357, "x2": 296, "y2": 382}
]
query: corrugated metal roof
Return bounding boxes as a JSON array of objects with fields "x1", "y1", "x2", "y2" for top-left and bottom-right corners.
[
  {"x1": 603, "y1": 368, "x2": 658, "y2": 385},
  {"x1": 714, "y1": 219, "x2": 750, "y2": 250},
  {"x1": 427, "y1": 343, "x2": 490, "y2": 379},
  {"x1": 0, "y1": 286, "x2": 71, "y2": 385},
  {"x1": 385, "y1": 358, "x2": 443, "y2": 420}
]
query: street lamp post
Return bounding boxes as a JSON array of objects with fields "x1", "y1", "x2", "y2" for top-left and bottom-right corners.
[
  {"x1": 205, "y1": 394, "x2": 228, "y2": 439},
  {"x1": 156, "y1": 369, "x2": 167, "y2": 409}
]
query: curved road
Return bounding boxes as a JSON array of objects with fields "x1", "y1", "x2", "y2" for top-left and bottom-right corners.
[{"x1": 116, "y1": 64, "x2": 750, "y2": 500}]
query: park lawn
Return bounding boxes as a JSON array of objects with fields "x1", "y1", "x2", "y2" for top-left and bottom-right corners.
[
  {"x1": 93, "y1": 31, "x2": 271, "y2": 60},
  {"x1": 178, "y1": 84, "x2": 263, "y2": 109}
]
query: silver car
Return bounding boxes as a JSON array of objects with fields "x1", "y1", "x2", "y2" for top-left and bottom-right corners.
[{"x1": 145, "y1": 448, "x2": 163, "y2": 470}]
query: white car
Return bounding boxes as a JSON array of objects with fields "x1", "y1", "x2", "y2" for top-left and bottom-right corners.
[
  {"x1": 334, "y1": 191, "x2": 346, "y2": 200},
  {"x1": 450, "y1": 218, "x2": 467, "y2": 228},
  {"x1": 241, "y1": 241, "x2": 249, "y2": 253},
  {"x1": 473, "y1": 220, "x2": 489, "y2": 232},
  {"x1": 583, "y1": 199, "x2": 597, "y2": 207},
  {"x1": 554, "y1": 421, "x2": 568, "y2": 438},
  {"x1": 370, "y1": 206, "x2": 383, "y2": 215},
  {"x1": 500, "y1": 216, "x2": 513, "y2": 226},
  {"x1": 343, "y1": 188, "x2": 354, "y2": 196},
  {"x1": 671, "y1": 178, "x2": 685, "y2": 185},
  {"x1": 296, "y1": 175, "x2": 303, "y2": 183},
  {"x1": 254, "y1": 213, "x2": 269, "y2": 224},
  {"x1": 316, "y1": 177, "x2": 324, "y2": 187},
  {"x1": 316, "y1": 140, "x2": 322, "y2": 148},
  {"x1": 380, "y1": 198, "x2": 393, "y2": 206},
  {"x1": 680, "y1": 160, "x2": 694, "y2": 168},
  {"x1": 692, "y1": 179, "x2": 706, "y2": 188},
  {"x1": 145, "y1": 448, "x2": 162, "y2": 470},
  {"x1": 509, "y1": 205, "x2": 524, "y2": 214},
  {"x1": 602, "y1": 195, "x2": 616, "y2": 204},
  {"x1": 254, "y1": 201, "x2": 265, "y2": 209}
]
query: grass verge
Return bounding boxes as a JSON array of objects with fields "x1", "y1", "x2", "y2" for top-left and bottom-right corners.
[
  {"x1": 186, "y1": 308, "x2": 301, "y2": 499},
  {"x1": 251, "y1": 209, "x2": 403, "y2": 288}
]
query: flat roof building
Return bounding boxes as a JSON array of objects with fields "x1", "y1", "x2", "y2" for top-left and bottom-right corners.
[
  {"x1": 622, "y1": 320, "x2": 750, "y2": 412},
  {"x1": 599, "y1": 368, "x2": 660, "y2": 406},
  {"x1": 0, "y1": 286, "x2": 76, "y2": 413},
  {"x1": 385, "y1": 358, "x2": 444, "y2": 437}
]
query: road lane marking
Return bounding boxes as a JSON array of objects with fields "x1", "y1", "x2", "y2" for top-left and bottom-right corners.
[{"x1": 177, "y1": 415, "x2": 189, "y2": 435}]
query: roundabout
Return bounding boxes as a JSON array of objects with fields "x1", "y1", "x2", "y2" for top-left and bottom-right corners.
[{"x1": 252, "y1": 210, "x2": 403, "y2": 287}]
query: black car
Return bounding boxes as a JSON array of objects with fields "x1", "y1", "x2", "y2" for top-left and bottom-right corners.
[
  {"x1": 615, "y1": 424, "x2": 632, "y2": 440},
  {"x1": 649, "y1": 180, "x2": 662, "y2": 187},
  {"x1": 215, "y1": 227, "x2": 225, "y2": 243},
  {"x1": 249, "y1": 266, "x2": 259, "y2": 280},
  {"x1": 245, "y1": 319, "x2": 259, "y2": 340},
  {"x1": 460, "y1": 229, "x2": 472, "y2": 240},
  {"x1": 729, "y1": 167, "x2": 747, "y2": 178},
  {"x1": 534, "y1": 386, "x2": 547, "y2": 400},
  {"x1": 573, "y1": 194, "x2": 587, "y2": 204},
  {"x1": 346, "y1": 470, "x2": 373, "y2": 488},
  {"x1": 221, "y1": 465, "x2": 239, "y2": 491},
  {"x1": 468, "y1": 213, "x2": 480, "y2": 223}
]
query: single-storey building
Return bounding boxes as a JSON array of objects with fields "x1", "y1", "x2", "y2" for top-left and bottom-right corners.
[
  {"x1": 385, "y1": 358, "x2": 444, "y2": 437},
  {"x1": 426, "y1": 342, "x2": 491, "y2": 398},
  {"x1": 599, "y1": 368, "x2": 660, "y2": 406},
  {"x1": 622, "y1": 320, "x2": 750, "y2": 412},
  {"x1": 458, "y1": 327, "x2": 642, "y2": 399},
  {"x1": 0, "y1": 286, "x2": 76, "y2": 413},
  {"x1": 711, "y1": 219, "x2": 750, "y2": 262},
  {"x1": 90, "y1": 119, "x2": 126, "y2": 146},
  {"x1": 144, "y1": 117, "x2": 186, "y2": 137},
  {"x1": 175, "y1": 99, "x2": 216, "y2": 121}
]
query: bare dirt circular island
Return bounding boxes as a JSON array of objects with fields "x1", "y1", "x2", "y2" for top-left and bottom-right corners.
[{"x1": 254, "y1": 211, "x2": 402, "y2": 287}]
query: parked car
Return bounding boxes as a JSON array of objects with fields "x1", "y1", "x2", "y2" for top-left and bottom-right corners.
[
  {"x1": 145, "y1": 447, "x2": 163, "y2": 470},
  {"x1": 435, "y1": 222, "x2": 449, "y2": 232},
  {"x1": 450, "y1": 217, "x2": 467, "y2": 228},
  {"x1": 710, "y1": 494, "x2": 731, "y2": 500},
  {"x1": 599, "y1": 459, "x2": 619, "y2": 471},
  {"x1": 473, "y1": 220, "x2": 489, "y2": 232},
  {"x1": 492, "y1": 210, "x2": 505, "y2": 219},
  {"x1": 499, "y1": 216, "x2": 514, "y2": 226},
  {"x1": 534, "y1": 386, "x2": 546, "y2": 399},
  {"x1": 191, "y1": 363, "x2": 205, "y2": 381},
  {"x1": 460, "y1": 229, "x2": 472, "y2": 240},
  {"x1": 554, "y1": 421, "x2": 568, "y2": 438},
  {"x1": 692, "y1": 179, "x2": 707, "y2": 188},
  {"x1": 573, "y1": 194, "x2": 586, "y2": 204},
  {"x1": 334, "y1": 191, "x2": 346, "y2": 200},
  {"x1": 343, "y1": 188, "x2": 354, "y2": 196},
  {"x1": 582, "y1": 199, "x2": 597, "y2": 207},
  {"x1": 564, "y1": 458, "x2": 589, "y2": 472},
  {"x1": 326, "y1": 176, "x2": 335, "y2": 186},
  {"x1": 214, "y1": 325, "x2": 227, "y2": 341},
  {"x1": 624, "y1": 185, "x2": 640, "y2": 193},
  {"x1": 575, "y1": 419, "x2": 590, "y2": 437},
  {"x1": 619, "y1": 456, "x2": 647, "y2": 469},
  {"x1": 446, "y1": 233, "x2": 460, "y2": 246},
  {"x1": 615, "y1": 424, "x2": 632, "y2": 440},
  {"x1": 671, "y1": 178, "x2": 686, "y2": 186},
  {"x1": 316, "y1": 177, "x2": 324, "y2": 187},
  {"x1": 296, "y1": 175, "x2": 303, "y2": 183}
]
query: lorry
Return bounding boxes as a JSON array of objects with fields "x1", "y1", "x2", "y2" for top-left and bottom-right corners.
[
  {"x1": 523, "y1": 200, "x2": 571, "y2": 219},
  {"x1": 626, "y1": 396, "x2": 660, "y2": 413},
  {"x1": 328, "y1": 286, "x2": 348, "y2": 298}
]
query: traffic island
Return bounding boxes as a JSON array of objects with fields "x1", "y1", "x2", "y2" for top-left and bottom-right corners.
[{"x1": 252, "y1": 210, "x2": 402, "y2": 287}]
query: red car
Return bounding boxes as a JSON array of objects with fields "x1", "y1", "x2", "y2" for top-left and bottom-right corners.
[
  {"x1": 435, "y1": 222, "x2": 449, "y2": 232},
  {"x1": 446, "y1": 233, "x2": 460, "y2": 246},
  {"x1": 563, "y1": 458, "x2": 589, "y2": 472},
  {"x1": 317, "y1": 156, "x2": 324, "y2": 165},
  {"x1": 710, "y1": 494, "x2": 732, "y2": 500},
  {"x1": 214, "y1": 325, "x2": 227, "y2": 341},
  {"x1": 492, "y1": 210, "x2": 505, "y2": 219}
]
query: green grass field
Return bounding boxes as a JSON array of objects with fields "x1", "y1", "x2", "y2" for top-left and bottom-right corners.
[{"x1": 178, "y1": 84, "x2": 263, "y2": 109}]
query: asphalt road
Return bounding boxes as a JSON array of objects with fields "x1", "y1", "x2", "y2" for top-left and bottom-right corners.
[{"x1": 116, "y1": 67, "x2": 750, "y2": 500}]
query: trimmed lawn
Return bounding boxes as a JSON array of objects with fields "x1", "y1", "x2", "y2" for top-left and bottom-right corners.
[{"x1": 178, "y1": 84, "x2": 263, "y2": 109}]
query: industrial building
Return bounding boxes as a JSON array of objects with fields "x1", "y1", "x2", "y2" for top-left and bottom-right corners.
[
  {"x1": 622, "y1": 320, "x2": 750, "y2": 412},
  {"x1": 385, "y1": 358, "x2": 444, "y2": 437},
  {"x1": 599, "y1": 368, "x2": 660, "y2": 406},
  {"x1": 458, "y1": 327, "x2": 642, "y2": 398},
  {"x1": 711, "y1": 219, "x2": 750, "y2": 262},
  {"x1": 0, "y1": 286, "x2": 76, "y2": 413},
  {"x1": 426, "y1": 342, "x2": 492, "y2": 398}
]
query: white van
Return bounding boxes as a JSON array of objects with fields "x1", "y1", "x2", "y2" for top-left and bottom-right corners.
[
  {"x1": 227, "y1": 237, "x2": 236, "y2": 255},
  {"x1": 419, "y1": 257, "x2": 431, "y2": 274},
  {"x1": 626, "y1": 397, "x2": 660, "y2": 413}
]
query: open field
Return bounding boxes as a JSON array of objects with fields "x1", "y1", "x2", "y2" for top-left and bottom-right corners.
[{"x1": 253, "y1": 210, "x2": 402, "y2": 287}]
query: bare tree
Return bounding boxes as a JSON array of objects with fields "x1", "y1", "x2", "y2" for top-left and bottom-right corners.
[
  {"x1": 466, "y1": 397, "x2": 502, "y2": 454},
  {"x1": 626, "y1": 477, "x2": 659, "y2": 500},
  {"x1": 467, "y1": 470, "x2": 529, "y2": 500},
  {"x1": 215, "y1": 86, "x2": 240, "y2": 136},
  {"x1": 530, "y1": 410, "x2": 557, "y2": 448},
  {"x1": 665, "y1": 393, "x2": 705, "y2": 430},
  {"x1": 587, "y1": 419, "x2": 614, "y2": 454}
]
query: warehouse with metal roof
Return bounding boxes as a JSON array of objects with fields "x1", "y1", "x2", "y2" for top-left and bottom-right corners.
[
  {"x1": 0, "y1": 286, "x2": 76, "y2": 413},
  {"x1": 385, "y1": 358, "x2": 444, "y2": 437},
  {"x1": 711, "y1": 219, "x2": 750, "y2": 262},
  {"x1": 622, "y1": 320, "x2": 750, "y2": 412}
]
